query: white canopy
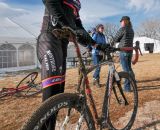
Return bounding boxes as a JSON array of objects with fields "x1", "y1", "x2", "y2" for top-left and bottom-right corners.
[{"x1": 0, "y1": 37, "x2": 36, "y2": 44}]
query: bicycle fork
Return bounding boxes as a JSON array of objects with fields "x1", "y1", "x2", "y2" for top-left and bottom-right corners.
[
  {"x1": 101, "y1": 65, "x2": 121, "y2": 128},
  {"x1": 101, "y1": 70, "x2": 129, "y2": 129}
]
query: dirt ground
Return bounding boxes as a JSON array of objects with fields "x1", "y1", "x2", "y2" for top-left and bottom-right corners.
[{"x1": 0, "y1": 53, "x2": 160, "y2": 130}]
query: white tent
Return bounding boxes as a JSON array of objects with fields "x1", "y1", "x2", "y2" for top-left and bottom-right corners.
[
  {"x1": 0, "y1": 37, "x2": 38, "y2": 72},
  {"x1": 133, "y1": 37, "x2": 160, "y2": 53}
]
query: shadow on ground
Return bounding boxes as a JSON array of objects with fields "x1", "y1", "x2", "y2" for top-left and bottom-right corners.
[
  {"x1": 134, "y1": 120, "x2": 160, "y2": 130},
  {"x1": 137, "y1": 77, "x2": 160, "y2": 91},
  {"x1": 137, "y1": 84, "x2": 160, "y2": 91},
  {"x1": 137, "y1": 78, "x2": 160, "y2": 83}
]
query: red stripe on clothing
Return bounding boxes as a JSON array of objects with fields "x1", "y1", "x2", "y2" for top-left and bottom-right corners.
[
  {"x1": 42, "y1": 75, "x2": 65, "y2": 82},
  {"x1": 43, "y1": 80, "x2": 65, "y2": 89},
  {"x1": 63, "y1": 1, "x2": 78, "y2": 16}
]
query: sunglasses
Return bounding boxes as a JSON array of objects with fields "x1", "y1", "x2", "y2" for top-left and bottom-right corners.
[{"x1": 100, "y1": 27, "x2": 104, "y2": 29}]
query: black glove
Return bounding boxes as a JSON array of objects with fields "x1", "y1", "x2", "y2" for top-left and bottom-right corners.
[
  {"x1": 62, "y1": 26, "x2": 76, "y2": 35},
  {"x1": 52, "y1": 26, "x2": 76, "y2": 39},
  {"x1": 75, "y1": 29, "x2": 95, "y2": 47},
  {"x1": 96, "y1": 44, "x2": 111, "y2": 51}
]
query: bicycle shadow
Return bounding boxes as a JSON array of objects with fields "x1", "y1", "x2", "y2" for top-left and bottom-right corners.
[
  {"x1": 137, "y1": 84, "x2": 160, "y2": 92},
  {"x1": 137, "y1": 78, "x2": 160, "y2": 83},
  {"x1": 134, "y1": 120, "x2": 160, "y2": 130},
  {"x1": 137, "y1": 77, "x2": 160, "y2": 91},
  {"x1": 101, "y1": 82, "x2": 160, "y2": 91}
]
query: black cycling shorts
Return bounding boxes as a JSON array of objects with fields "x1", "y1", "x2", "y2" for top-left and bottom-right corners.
[{"x1": 37, "y1": 32, "x2": 68, "y2": 100}]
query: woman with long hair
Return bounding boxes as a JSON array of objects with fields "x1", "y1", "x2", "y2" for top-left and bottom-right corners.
[{"x1": 113, "y1": 16, "x2": 135, "y2": 92}]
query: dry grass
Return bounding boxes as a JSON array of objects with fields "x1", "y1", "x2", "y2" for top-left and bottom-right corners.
[{"x1": 0, "y1": 53, "x2": 160, "y2": 130}]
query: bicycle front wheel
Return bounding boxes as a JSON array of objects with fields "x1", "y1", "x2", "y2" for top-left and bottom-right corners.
[
  {"x1": 21, "y1": 93, "x2": 95, "y2": 130},
  {"x1": 108, "y1": 72, "x2": 138, "y2": 130},
  {"x1": 16, "y1": 72, "x2": 38, "y2": 89}
]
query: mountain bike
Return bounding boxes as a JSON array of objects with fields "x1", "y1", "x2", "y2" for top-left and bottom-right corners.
[
  {"x1": 0, "y1": 72, "x2": 42, "y2": 99},
  {"x1": 21, "y1": 28, "x2": 139, "y2": 130}
]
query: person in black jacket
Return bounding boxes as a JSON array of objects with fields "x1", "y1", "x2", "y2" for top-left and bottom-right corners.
[
  {"x1": 37, "y1": 0, "x2": 108, "y2": 129},
  {"x1": 113, "y1": 16, "x2": 135, "y2": 92}
]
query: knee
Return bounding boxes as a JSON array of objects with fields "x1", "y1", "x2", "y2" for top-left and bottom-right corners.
[{"x1": 42, "y1": 84, "x2": 64, "y2": 101}]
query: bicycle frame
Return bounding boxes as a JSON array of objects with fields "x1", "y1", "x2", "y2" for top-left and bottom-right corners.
[
  {"x1": 20, "y1": 29, "x2": 138, "y2": 130},
  {"x1": 72, "y1": 37, "x2": 125, "y2": 127},
  {"x1": 0, "y1": 82, "x2": 39, "y2": 98},
  {"x1": 0, "y1": 86, "x2": 28, "y2": 98},
  {"x1": 72, "y1": 35, "x2": 136, "y2": 128}
]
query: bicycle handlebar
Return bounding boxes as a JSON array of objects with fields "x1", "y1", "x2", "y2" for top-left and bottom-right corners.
[
  {"x1": 107, "y1": 45, "x2": 142, "y2": 65},
  {"x1": 52, "y1": 28, "x2": 142, "y2": 65}
]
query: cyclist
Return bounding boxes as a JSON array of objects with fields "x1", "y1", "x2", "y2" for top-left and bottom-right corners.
[
  {"x1": 112, "y1": 16, "x2": 135, "y2": 92},
  {"x1": 37, "y1": 0, "x2": 108, "y2": 129}
]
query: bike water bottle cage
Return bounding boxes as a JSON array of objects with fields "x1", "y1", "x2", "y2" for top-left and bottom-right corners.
[{"x1": 63, "y1": 0, "x2": 81, "y2": 16}]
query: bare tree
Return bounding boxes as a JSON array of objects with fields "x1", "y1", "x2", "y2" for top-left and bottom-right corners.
[
  {"x1": 104, "y1": 23, "x2": 119, "y2": 43},
  {"x1": 136, "y1": 19, "x2": 160, "y2": 40}
]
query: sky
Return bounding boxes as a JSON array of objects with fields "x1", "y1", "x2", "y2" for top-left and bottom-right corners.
[{"x1": 0, "y1": 0, "x2": 160, "y2": 37}]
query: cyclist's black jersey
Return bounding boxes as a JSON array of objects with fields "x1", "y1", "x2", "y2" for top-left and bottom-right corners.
[
  {"x1": 42, "y1": 0, "x2": 82, "y2": 28},
  {"x1": 41, "y1": 0, "x2": 94, "y2": 46}
]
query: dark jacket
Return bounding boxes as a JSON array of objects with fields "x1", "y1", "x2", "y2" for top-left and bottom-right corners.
[
  {"x1": 113, "y1": 25, "x2": 134, "y2": 48},
  {"x1": 41, "y1": 0, "x2": 94, "y2": 46}
]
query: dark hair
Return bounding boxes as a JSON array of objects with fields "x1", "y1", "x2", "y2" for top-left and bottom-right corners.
[
  {"x1": 96, "y1": 24, "x2": 104, "y2": 32},
  {"x1": 124, "y1": 19, "x2": 132, "y2": 27}
]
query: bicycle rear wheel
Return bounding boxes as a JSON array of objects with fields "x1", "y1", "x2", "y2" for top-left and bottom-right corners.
[
  {"x1": 16, "y1": 72, "x2": 38, "y2": 89},
  {"x1": 21, "y1": 93, "x2": 95, "y2": 130},
  {"x1": 16, "y1": 82, "x2": 42, "y2": 97},
  {"x1": 16, "y1": 72, "x2": 41, "y2": 97},
  {"x1": 108, "y1": 72, "x2": 138, "y2": 130}
]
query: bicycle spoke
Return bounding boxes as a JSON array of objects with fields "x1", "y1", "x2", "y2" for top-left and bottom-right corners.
[
  {"x1": 61, "y1": 108, "x2": 71, "y2": 130},
  {"x1": 75, "y1": 114, "x2": 84, "y2": 130},
  {"x1": 55, "y1": 108, "x2": 88, "y2": 130}
]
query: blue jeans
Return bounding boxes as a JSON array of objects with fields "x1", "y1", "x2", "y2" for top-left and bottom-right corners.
[
  {"x1": 92, "y1": 55, "x2": 103, "y2": 80},
  {"x1": 120, "y1": 52, "x2": 135, "y2": 91}
]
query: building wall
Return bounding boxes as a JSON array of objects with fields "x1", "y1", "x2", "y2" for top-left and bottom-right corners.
[{"x1": 133, "y1": 37, "x2": 160, "y2": 53}]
